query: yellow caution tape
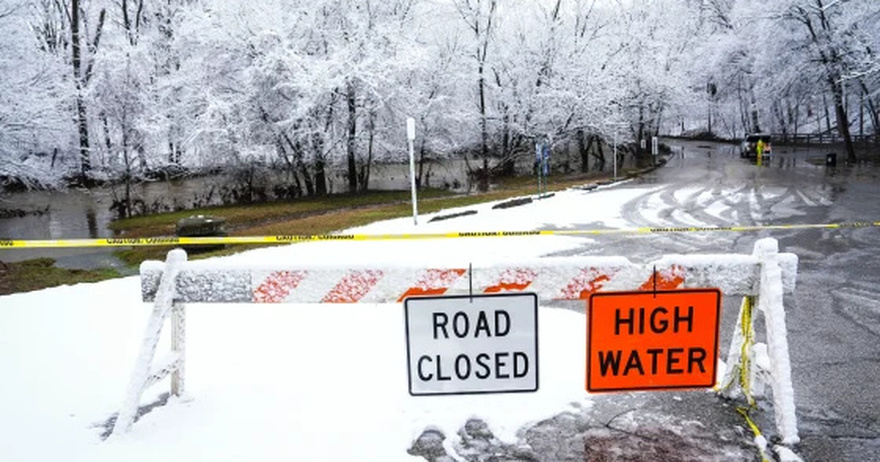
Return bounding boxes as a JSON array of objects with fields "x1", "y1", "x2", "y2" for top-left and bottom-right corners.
[
  {"x1": 1, "y1": 221, "x2": 879, "y2": 249},
  {"x1": 737, "y1": 407, "x2": 771, "y2": 462},
  {"x1": 740, "y1": 296, "x2": 756, "y2": 408},
  {"x1": 735, "y1": 296, "x2": 771, "y2": 462}
]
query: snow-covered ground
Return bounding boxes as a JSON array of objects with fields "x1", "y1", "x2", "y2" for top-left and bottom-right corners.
[{"x1": 1, "y1": 183, "x2": 732, "y2": 462}]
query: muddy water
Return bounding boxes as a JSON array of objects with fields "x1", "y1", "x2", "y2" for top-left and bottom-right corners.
[{"x1": 0, "y1": 161, "x2": 474, "y2": 266}]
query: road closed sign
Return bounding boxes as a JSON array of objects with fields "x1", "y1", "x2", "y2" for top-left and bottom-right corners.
[
  {"x1": 404, "y1": 293, "x2": 538, "y2": 396},
  {"x1": 587, "y1": 289, "x2": 721, "y2": 392}
]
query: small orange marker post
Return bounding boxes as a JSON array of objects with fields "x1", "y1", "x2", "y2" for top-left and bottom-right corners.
[{"x1": 587, "y1": 289, "x2": 721, "y2": 392}]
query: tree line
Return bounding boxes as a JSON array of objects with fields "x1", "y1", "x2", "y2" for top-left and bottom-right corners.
[{"x1": 0, "y1": 0, "x2": 877, "y2": 195}]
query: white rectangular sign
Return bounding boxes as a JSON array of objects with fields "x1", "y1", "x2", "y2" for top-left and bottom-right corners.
[{"x1": 404, "y1": 293, "x2": 539, "y2": 395}]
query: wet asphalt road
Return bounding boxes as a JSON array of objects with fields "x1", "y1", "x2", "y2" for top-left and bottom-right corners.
[{"x1": 533, "y1": 140, "x2": 880, "y2": 461}]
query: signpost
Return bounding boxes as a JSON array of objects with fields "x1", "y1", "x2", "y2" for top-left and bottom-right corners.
[
  {"x1": 652, "y1": 136, "x2": 659, "y2": 167},
  {"x1": 406, "y1": 117, "x2": 418, "y2": 225},
  {"x1": 404, "y1": 293, "x2": 539, "y2": 396},
  {"x1": 586, "y1": 289, "x2": 721, "y2": 392}
]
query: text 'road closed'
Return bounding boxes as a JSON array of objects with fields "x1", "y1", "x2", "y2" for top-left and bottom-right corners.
[
  {"x1": 405, "y1": 293, "x2": 538, "y2": 395},
  {"x1": 587, "y1": 289, "x2": 721, "y2": 392}
]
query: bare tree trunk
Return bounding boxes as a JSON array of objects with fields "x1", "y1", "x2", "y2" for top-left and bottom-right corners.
[
  {"x1": 478, "y1": 58, "x2": 489, "y2": 191},
  {"x1": 71, "y1": 0, "x2": 91, "y2": 177},
  {"x1": 274, "y1": 140, "x2": 302, "y2": 198},
  {"x1": 266, "y1": 107, "x2": 312, "y2": 197},
  {"x1": 122, "y1": 121, "x2": 133, "y2": 217},
  {"x1": 830, "y1": 79, "x2": 856, "y2": 161},
  {"x1": 858, "y1": 79, "x2": 879, "y2": 140},
  {"x1": 346, "y1": 80, "x2": 357, "y2": 193},
  {"x1": 298, "y1": 150, "x2": 314, "y2": 196},
  {"x1": 313, "y1": 134, "x2": 327, "y2": 196},
  {"x1": 750, "y1": 90, "x2": 761, "y2": 133},
  {"x1": 591, "y1": 135, "x2": 606, "y2": 170},
  {"x1": 578, "y1": 129, "x2": 590, "y2": 173},
  {"x1": 737, "y1": 80, "x2": 749, "y2": 134},
  {"x1": 637, "y1": 105, "x2": 649, "y2": 166},
  {"x1": 859, "y1": 88, "x2": 865, "y2": 139},
  {"x1": 314, "y1": 102, "x2": 335, "y2": 196},
  {"x1": 101, "y1": 111, "x2": 112, "y2": 155},
  {"x1": 495, "y1": 103, "x2": 518, "y2": 177},
  {"x1": 822, "y1": 94, "x2": 832, "y2": 134},
  {"x1": 358, "y1": 109, "x2": 375, "y2": 192},
  {"x1": 417, "y1": 139, "x2": 427, "y2": 189}
]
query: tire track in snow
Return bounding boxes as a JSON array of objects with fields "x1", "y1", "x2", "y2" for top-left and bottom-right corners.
[{"x1": 832, "y1": 283, "x2": 880, "y2": 338}]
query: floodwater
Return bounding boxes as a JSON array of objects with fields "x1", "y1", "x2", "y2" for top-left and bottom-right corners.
[
  {"x1": 0, "y1": 160, "x2": 475, "y2": 266},
  {"x1": 0, "y1": 161, "x2": 470, "y2": 239}
]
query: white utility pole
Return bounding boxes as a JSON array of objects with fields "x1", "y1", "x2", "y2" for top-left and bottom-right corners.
[{"x1": 407, "y1": 117, "x2": 418, "y2": 225}]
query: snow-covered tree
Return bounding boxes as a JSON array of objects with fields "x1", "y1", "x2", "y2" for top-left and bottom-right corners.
[{"x1": 0, "y1": 0, "x2": 71, "y2": 189}]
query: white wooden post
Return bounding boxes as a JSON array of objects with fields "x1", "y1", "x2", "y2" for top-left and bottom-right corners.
[
  {"x1": 112, "y1": 249, "x2": 187, "y2": 436},
  {"x1": 407, "y1": 117, "x2": 418, "y2": 225},
  {"x1": 171, "y1": 301, "x2": 186, "y2": 396},
  {"x1": 718, "y1": 238, "x2": 799, "y2": 445},
  {"x1": 754, "y1": 238, "x2": 799, "y2": 445}
]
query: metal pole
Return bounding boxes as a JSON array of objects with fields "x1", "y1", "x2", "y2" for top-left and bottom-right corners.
[{"x1": 407, "y1": 117, "x2": 418, "y2": 226}]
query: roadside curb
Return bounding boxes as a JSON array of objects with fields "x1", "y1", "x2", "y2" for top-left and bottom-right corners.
[{"x1": 423, "y1": 157, "x2": 670, "y2": 222}]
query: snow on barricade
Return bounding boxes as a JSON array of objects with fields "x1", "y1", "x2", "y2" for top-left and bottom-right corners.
[
  {"x1": 138, "y1": 253, "x2": 797, "y2": 304},
  {"x1": 122, "y1": 238, "x2": 800, "y2": 450}
]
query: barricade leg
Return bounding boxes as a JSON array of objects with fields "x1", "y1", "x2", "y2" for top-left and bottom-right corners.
[
  {"x1": 171, "y1": 302, "x2": 186, "y2": 396},
  {"x1": 718, "y1": 239, "x2": 799, "y2": 447},
  {"x1": 111, "y1": 249, "x2": 187, "y2": 436},
  {"x1": 754, "y1": 239, "x2": 799, "y2": 445}
]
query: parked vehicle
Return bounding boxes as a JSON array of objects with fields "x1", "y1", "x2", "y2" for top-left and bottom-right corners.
[{"x1": 740, "y1": 134, "x2": 772, "y2": 159}]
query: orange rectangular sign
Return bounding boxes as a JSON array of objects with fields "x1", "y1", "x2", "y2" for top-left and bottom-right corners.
[{"x1": 587, "y1": 289, "x2": 721, "y2": 392}]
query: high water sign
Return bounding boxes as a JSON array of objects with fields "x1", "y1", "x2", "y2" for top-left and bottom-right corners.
[{"x1": 587, "y1": 289, "x2": 721, "y2": 392}]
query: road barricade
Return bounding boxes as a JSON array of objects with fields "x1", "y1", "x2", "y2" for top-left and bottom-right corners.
[{"x1": 112, "y1": 238, "x2": 799, "y2": 447}]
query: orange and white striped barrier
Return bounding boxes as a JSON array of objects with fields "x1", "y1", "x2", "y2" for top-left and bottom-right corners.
[
  {"x1": 119, "y1": 240, "x2": 799, "y2": 446},
  {"x1": 139, "y1": 255, "x2": 797, "y2": 305}
]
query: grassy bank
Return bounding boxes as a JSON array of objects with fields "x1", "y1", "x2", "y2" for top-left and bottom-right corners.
[
  {"x1": 2, "y1": 168, "x2": 647, "y2": 294},
  {"x1": 0, "y1": 259, "x2": 121, "y2": 296}
]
